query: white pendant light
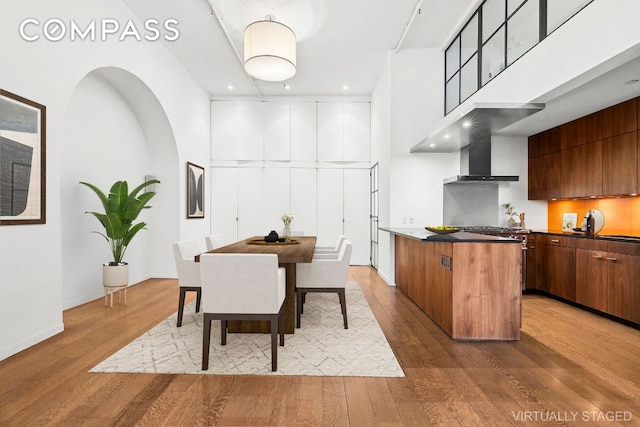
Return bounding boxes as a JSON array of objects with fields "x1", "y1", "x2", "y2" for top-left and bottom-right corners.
[{"x1": 244, "y1": 15, "x2": 296, "y2": 82}]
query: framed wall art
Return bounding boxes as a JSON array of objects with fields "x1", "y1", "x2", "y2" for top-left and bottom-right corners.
[
  {"x1": 186, "y1": 161, "x2": 204, "y2": 219},
  {"x1": 0, "y1": 89, "x2": 46, "y2": 225}
]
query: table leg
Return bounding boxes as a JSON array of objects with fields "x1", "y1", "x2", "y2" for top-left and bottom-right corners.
[{"x1": 281, "y1": 262, "x2": 295, "y2": 334}]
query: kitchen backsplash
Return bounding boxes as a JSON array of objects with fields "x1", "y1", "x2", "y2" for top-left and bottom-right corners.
[{"x1": 548, "y1": 196, "x2": 640, "y2": 235}]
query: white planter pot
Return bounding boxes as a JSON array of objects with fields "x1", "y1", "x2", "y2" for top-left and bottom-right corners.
[{"x1": 103, "y1": 262, "x2": 129, "y2": 287}]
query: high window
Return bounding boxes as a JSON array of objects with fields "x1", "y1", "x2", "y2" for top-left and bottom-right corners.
[{"x1": 444, "y1": 0, "x2": 593, "y2": 114}]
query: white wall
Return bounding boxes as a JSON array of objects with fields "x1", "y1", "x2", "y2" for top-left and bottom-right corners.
[
  {"x1": 492, "y1": 136, "x2": 547, "y2": 229},
  {"x1": 0, "y1": 0, "x2": 210, "y2": 360},
  {"x1": 372, "y1": 49, "x2": 458, "y2": 284}
]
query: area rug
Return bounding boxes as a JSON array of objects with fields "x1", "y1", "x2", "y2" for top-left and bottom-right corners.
[{"x1": 90, "y1": 281, "x2": 404, "y2": 377}]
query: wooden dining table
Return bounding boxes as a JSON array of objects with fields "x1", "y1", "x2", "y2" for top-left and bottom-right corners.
[{"x1": 196, "y1": 235, "x2": 316, "y2": 334}]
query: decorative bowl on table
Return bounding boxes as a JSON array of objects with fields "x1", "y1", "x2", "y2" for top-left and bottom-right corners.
[{"x1": 425, "y1": 226, "x2": 460, "y2": 234}]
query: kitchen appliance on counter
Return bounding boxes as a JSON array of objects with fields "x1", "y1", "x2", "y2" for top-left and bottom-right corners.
[{"x1": 579, "y1": 209, "x2": 605, "y2": 234}]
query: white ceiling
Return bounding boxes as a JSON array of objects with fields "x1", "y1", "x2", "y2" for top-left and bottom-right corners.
[{"x1": 122, "y1": 0, "x2": 476, "y2": 97}]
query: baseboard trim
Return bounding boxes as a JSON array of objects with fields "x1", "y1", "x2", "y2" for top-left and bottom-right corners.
[{"x1": 0, "y1": 323, "x2": 64, "y2": 362}]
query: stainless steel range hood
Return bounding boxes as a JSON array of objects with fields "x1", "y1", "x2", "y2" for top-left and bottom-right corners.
[
  {"x1": 410, "y1": 102, "x2": 545, "y2": 184},
  {"x1": 444, "y1": 140, "x2": 519, "y2": 184}
]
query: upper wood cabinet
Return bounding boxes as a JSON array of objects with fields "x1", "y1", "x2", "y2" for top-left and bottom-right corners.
[
  {"x1": 528, "y1": 152, "x2": 561, "y2": 200},
  {"x1": 528, "y1": 127, "x2": 560, "y2": 158},
  {"x1": 560, "y1": 140, "x2": 603, "y2": 198},
  {"x1": 602, "y1": 98, "x2": 637, "y2": 138},
  {"x1": 602, "y1": 132, "x2": 638, "y2": 195},
  {"x1": 560, "y1": 111, "x2": 603, "y2": 150},
  {"x1": 528, "y1": 95, "x2": 640, "y2": 200}
]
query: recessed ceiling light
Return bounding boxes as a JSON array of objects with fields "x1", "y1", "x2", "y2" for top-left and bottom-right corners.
[
  {"x1": 444, "y1": 134, "x2": 450, "y2": 139},
  {"x1": 624, "y1": 79, "x2": 639, "y2": 85},
  {"x1": 227, "y1": 85, "x2": 234, "y2": 90},
  {"x1": 462, "y1": 120, "x2": 471, "y2": 128},
  {"x1": 429, "y1": 143, "x2": 435, "y2": 148},
  {"x1": 284, "y1": 84, "x2": 291, "y2": 90},
  {"x1": 342, "y1": 85, "x2": 349, "y2": 90}
]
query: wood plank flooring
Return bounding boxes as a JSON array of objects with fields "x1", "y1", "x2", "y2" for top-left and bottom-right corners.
[{"x1": 0, "y1": 266, "x2": 639, "y2": 426}]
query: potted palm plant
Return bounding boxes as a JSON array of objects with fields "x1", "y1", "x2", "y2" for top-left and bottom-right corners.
[{"x1": 80, "y1": 179, "x2": 160, "y2": 287}]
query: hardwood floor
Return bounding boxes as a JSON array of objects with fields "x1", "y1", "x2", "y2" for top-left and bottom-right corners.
[{"x1": 1, "y1": 266, "x2": 638, "y2": 426}]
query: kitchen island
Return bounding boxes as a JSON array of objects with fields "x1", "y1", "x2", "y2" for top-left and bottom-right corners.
[{"x1": 382, "y1": 227, "x2": 523, "y2": 340}]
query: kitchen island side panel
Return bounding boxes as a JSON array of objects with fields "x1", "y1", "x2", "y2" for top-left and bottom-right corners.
[{"x1": 451, "y1": 243, "x2": 521, "y2": 340}]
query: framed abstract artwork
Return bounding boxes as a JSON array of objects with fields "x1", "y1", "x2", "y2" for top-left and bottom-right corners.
[
  {"x1": 186, "y1": 162, "x2": 204, "y2": 219},
  {"x1": 0, "y1": 89, "x2": 46, "y2": 225}
]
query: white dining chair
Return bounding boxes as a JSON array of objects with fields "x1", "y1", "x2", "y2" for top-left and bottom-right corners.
[
  {"x1": 314, "y1": 234, "x2": 346, "y2": 253},
  {"x1": 205, "y1": 234, "x2": 225, "y2": 251},
  {"x1": 200, "y1": 253, "x2": 286, "y2": 372},
  {"x1": 172, "y1": 239, "x2": 207, "y2": 327},
  {"x1": 296, "y1": 239, "x2": 352, "y2": 329}
]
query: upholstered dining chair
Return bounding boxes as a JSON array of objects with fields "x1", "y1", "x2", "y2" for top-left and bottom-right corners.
[
  {"x1": 172, "y1": 239, "x2": 207, "y2": 327},
  {"x1": 314, "y1": 234, "x2": 346, "y2": 255},
  {"x1": 296, "y1": 239, "x2": 352, "y2": 329},
  {"x1": 205, "y1": 234, "x2": 225, "y2": 251},
  {"x1": 200, "y1": 253, "x2": 286, "y2": 372}
]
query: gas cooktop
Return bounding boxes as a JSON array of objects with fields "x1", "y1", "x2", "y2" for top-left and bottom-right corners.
[{"x1": 458, "y1": 226, "x2": 528, "y2": 234}]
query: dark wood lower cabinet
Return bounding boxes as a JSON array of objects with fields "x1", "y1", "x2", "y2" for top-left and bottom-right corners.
[
  {"x1": 576, "y1": 248, "x2": 608, "y2": 312},
  {"x1": 535, "y1": 235, "x2": 576, "y2": 301},
  {"x1": 607, "y1": 252, "x2": 640, "y2": 323},
  {"x1": 532, "y1": 234, "x2": 640, "y2": 325}
]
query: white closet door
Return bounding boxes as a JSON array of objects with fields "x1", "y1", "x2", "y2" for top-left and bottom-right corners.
[
  {"x1": 317, "y1": 103, "x2": 344, "y2": 161},
  {"x1": 290, "y1": 102, "x2": 317, "y2": 161},
  {"x1": 317, "y1": 169, "x2": 344, "y2": 247},
  {"x1": 264, "y1": 101, "x2": 291, "y2": 161},
  {"x1": 263, "y1": 168, "x2": 291, "y2": 235},
  {"x1": 290, "y1": 168, "x2": 317, "y2": 236},
  {"x1": 344, "y1": 169, "x2": 370, "y2": 265},
  {"x1": 236, "y1": 101, "x2": 263, "y2": 161},
  {"x1": 210, "y1": 167, "x2": 238, "y2": 243},
  {"x1": 343, "y1": 102, "x2": 371, "y2": 162},
  {"x1": 237, "y1": 168, "x2": 264, "y2": 240},
  {"x1": 211, "y1": 101, "x2": 238, "y2": 160}
]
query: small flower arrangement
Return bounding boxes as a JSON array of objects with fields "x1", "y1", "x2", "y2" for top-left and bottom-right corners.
[
  {"x1": 502, "y1": 203, "x2": 518, "y2": 218},
  {"x1": 281, "y1": 213, "x2": 294, "y2": 226}
]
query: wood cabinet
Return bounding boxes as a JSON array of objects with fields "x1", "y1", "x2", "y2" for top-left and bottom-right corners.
[
  {"x1": 560, "y1": 111, "x2": 603, "y2": 149},
  {"x1": 535, "y1": 234, "x2": 576, "y2": 301},
  {"x1": 525, "y1": 233, "x2": 537, "y2": 290},
  {"x1": 528, "y1": 152, "x2": 561, "y2": 200},
  {"x1": 602, "y1": 132, "x2": 638, "y2": 195},
  {"x1": 576, "y1": 239, "x2": 640, "y2": 324},
  {"x1": 531, "y1": 234, "x2": 640, "y2": 325},
  {"x1": 560, "y1": 140, "x2": 602, "y2": 198},
  {"x1": 528, "y1": 95, "x2": 640, "y2": 200},
  {"x1": 528, "y1": 127, "x2": 561, "y2": 158},
  {"x1": 602, "y1": 98, "x2": 637, "y2": 138},
  {"x1": 575, "y1": 239, "x2": 608, "y2": 312}
]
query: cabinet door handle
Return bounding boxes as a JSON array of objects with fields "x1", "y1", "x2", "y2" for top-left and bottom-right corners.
[
  {"x1": 592, "y1": 255, "x2": 603, "y2": 259},
  {"x1": 606, "y1": 257, "x2": 617, "y2": 262},
  {"x1": 551, "y1": 239, "x2": 559, "y2": 243}
]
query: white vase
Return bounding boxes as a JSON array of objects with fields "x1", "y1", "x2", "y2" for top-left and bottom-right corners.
[
  {"x1": 507, "y1": 218, "x2": 516, "y2": 227},
  {"x1": 103, "y1": 262, "x2": 129, "y2": 287}
]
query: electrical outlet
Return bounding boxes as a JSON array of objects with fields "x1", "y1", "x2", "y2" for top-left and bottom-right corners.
[
  {"x1": 402, "y1": 216, "x2": 407, "y2": 224},
  {"x1": 409, "y1": 216, "x2": 414, "y2": 224}
]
